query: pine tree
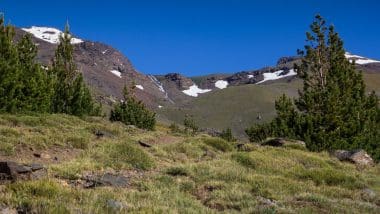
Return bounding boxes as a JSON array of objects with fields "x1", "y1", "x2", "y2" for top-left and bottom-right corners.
[
  {"x1": 17, "y1": 34, "x2": 53, "y2": 112},
  {"x1": 51, "y1": 23, "x2": 100, "y2": 116},
  {"x1": 246, "y1": 15, "x2": 380, "y2": 160},
  {"x1": 0, "y1": 15, "x2": 22, "y2": 112},
  {"x1": 110, "y1": 86, "x2": 156, "y2": 130}
]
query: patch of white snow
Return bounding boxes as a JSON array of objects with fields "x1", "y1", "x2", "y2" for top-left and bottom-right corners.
[
  {"x1": 256, "y1": 69, "x2": 297, "y2": 84},
  {"x1": 248, "y1": 74, "x2": 254, "y2": 79},
  {"x1": 135, "y1": 85, "x2": 144, "y2": 90},
  {"x1": 110, "y1": 70, "x2": 122, "y2": 78},
  {"x1": 158, "y1": 105, "x2": 163, "y2": 109},
  {"x1": 182, "y1": 85, "x2": 211, "y2": 97},
  {"x1": 148, "y1": 75, "x2": 165, "y2": 93},
  {"x1": 345, "y1": 52, "x2": 380, "y2": 65},
  {"x1": 214, "y1": 80, "x2": 229, "y2": 89},
  {"x1": 22, "y1": 26, "x2": 83, "y2": 44}
]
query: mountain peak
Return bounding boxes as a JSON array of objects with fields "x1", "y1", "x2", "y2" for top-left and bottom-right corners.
[{"x1": 21, "y1": 26, "x2": 83, "y2": 44}]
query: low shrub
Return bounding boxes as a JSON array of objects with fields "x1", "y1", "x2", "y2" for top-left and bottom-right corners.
[{"x1": 203, "y1": 138, "x2": 234, "y2": 152}]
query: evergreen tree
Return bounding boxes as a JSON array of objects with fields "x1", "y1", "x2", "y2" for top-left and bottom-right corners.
[
  {"x1": 0, "y1": 15, "x2": 22, "y2": 112},
  {"x1": 17, "y1": 34, "x2": 53, "y2": 112},
  {"x1": 51, "y1": 23, "x2": 100, "y2": 116},
  {"x1": 110, "y1": 86, "x2": 156, "y2": 130},
  {"x1": 183, "y1": 114, "x2": 198, "y2": 135},
  {"x1": 246, "y1": 15, "x2": 380, "y2": 160}
]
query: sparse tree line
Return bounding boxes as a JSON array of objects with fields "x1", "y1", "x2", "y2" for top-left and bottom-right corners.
[
  {"x1": 0, "y1": 15, "x2": 155, "y2": 130},
  {"x1": 246, "y1": 15, "x2": 380, "y2": 160}
]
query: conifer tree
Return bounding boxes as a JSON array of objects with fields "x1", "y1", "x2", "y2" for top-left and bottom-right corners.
[
  {"x1": 51, "y1": 23, "x2": 100, "y2": 116},
  {"x1": 110, "y1": 86, "x2": 156, "y2": 130},
  {"x1": 0, "y1": 15, "x2": 22, "y2": 112},
  {"x1": 17, "y1": 34, "x2": 53, "y2": 112},
  {"x1": 246, "y1": 15, "x2": 380, "y2": 160}
]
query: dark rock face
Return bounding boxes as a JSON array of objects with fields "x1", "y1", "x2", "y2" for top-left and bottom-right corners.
[
  {"x1": 164, "y1": 73, "x2": 194, "y2": 90},
  {"x1": 0, "y1": 161, "x2": 47, "y2": 182},
  {"x1": 333, "y1": 150, "x2": 374, "y2": 166}
]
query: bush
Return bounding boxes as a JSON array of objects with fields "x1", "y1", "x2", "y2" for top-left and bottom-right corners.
[
  {"x1": 110, "y1": 86, "x2": 156, "y2": 130},
  {"x1": 203, "y1": 138, "x2": 233, "y2": 152},
  {"x1": 183, "y1": 115, "x2": 198, "y2": 135},
  {"x1": 219, "y1": 128, "x2": 236, "y2": 142}
]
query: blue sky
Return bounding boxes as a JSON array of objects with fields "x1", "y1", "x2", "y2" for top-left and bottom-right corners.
[{"x1": 1, "y1": 0, "x2": 380, "y2": 76}]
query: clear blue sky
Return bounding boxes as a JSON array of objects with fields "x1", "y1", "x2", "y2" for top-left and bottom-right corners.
[{"x1": 1, "y1": 0, "x2": 379, "y2": 76}]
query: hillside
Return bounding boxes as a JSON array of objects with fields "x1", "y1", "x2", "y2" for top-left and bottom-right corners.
[
  {"x1": 12, "y1": 25, "x2": 380, "y2": 139},
  {"x1": 0, "y1": 114, "x2": 378, "y2": 213}
]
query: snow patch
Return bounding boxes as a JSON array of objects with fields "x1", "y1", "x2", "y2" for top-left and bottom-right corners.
[
  {"x1": 182, "y1": 85, "x2": 211, "y2": 97},
  {"x1": 135, "y1": 85, "x2": 144, "y2": 90},
  {"x1": 22, "y1": 26, "x2": 83, "y2": 44},
  {"x1": 345, "y1": 52, "x2": 380, "y2": 65},
  {"x1": 256, "y1": 69, "x2": 297, "y2": 84},
  {"x1": 102, "y1": 50, "x2": 108, "y2": 54},
  {"x1": 158, "y1": 105, "x2": 163, "y2": 109},
  {"x1": 215, "y1": 80, "x2": 229, "y2": 89},
  {"x1": 148, "y1": 75, "x2": 165, "y2": 93},
  {"x1": 110, "y1": 70, "x2": 122, "y2": 78},
  {"x1": 248, "y1": 74, "x2": 254, "y2": 79}
]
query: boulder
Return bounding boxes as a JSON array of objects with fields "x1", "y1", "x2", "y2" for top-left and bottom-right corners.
[
  {"x1": 0, "y1": 161, "x2": 47, "y2": 182},
  {"x1": 83, "y1": 173, "x2": 128, "y2": 188},
  {"x1": 333, "y1": 150, "x2": 374, "y2": 166},
  {"x1": 262, "y1": 138, "x2": 306, "y2": 148}
]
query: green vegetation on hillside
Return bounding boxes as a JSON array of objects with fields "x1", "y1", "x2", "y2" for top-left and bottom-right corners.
[
  {"x1": 0, "y1": 114, "x2": 379, "y2": 213},
  {"x1": 0, "y1": 15, "x2": 100, "y2": 116},
  {"x1": 246, "y1": 15, "x2": 380, "y2": 160},
  {"x1": 110, "y1": 86, "x2": 156, "y2": 130},
  {"x1": 51, "y1": 24, "x2": 100, "y2": 116}
]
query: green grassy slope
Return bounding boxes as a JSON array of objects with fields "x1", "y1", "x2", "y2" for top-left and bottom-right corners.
[
  {"x1": 363, "y1": 72, "x2": 380, "y2": 95},
  {"x1": 0, "y1": 114, "x2": 379, "y2": 213},
  {"x1": 158, "y1": 72, "x2": 380, "y2": 139},
  {"x1": 158, "y1": 80, "x2": 303, "y2": 138}
]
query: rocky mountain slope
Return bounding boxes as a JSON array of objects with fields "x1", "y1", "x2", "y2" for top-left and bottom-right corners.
[{"x1": 15, "y1": 26, "x2": 173, "y2": 110}]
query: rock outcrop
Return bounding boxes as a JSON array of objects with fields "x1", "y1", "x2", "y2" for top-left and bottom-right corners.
[
  {"x1": 333, "y1": 150, "x2": 374, "y2": 166},
  {"x1": 0, "y1": 161, "x2": 46, "y2": 182}
]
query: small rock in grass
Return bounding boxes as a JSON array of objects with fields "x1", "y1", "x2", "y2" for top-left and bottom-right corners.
[
  {"x1": 262, "y1": 138, "x2": 305, "y2": 148},
  {"x1": 82, "y1": 173, "x2": 128, "y2": 188},
  {"x1": 138, "y1": 140, "x2": 152, "y2": 148},
  {"x1": 106, "y1": 199, "x2": 128, "y2": 211}
]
